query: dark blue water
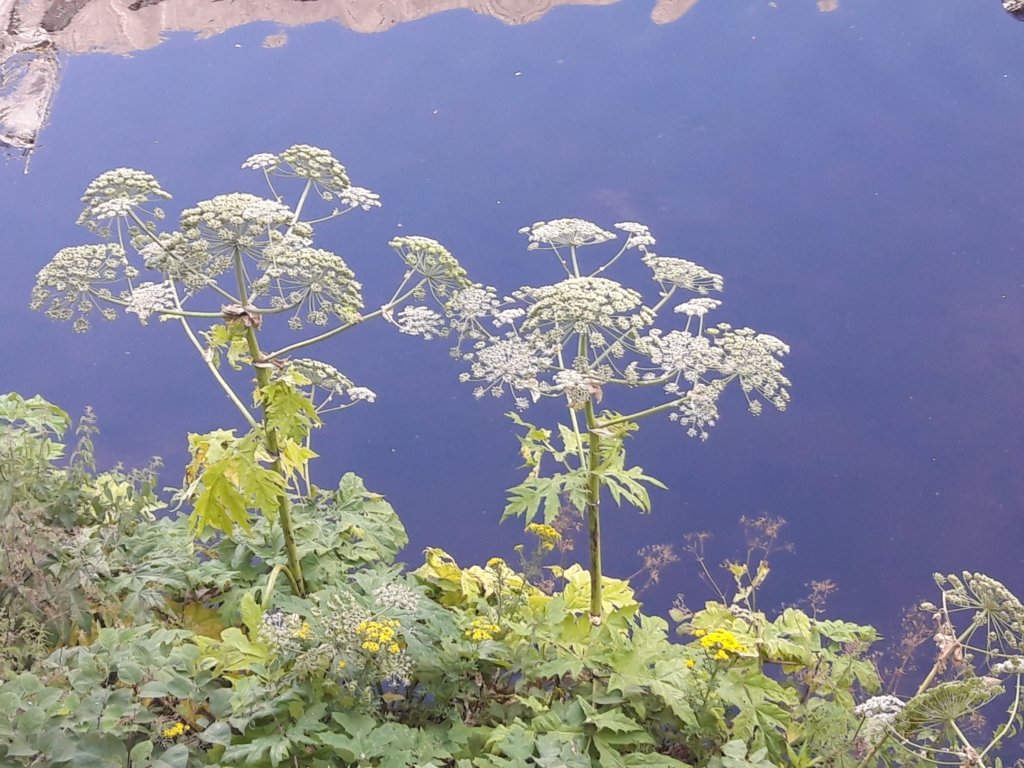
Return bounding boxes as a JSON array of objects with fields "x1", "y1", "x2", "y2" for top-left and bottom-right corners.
[{"x1": 2, "y1": 0, "x2": 1023, "y2": 642}]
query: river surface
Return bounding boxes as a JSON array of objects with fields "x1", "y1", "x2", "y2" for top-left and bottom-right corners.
[{"x1": 1, "y1": 0, "x2": 1023, "y2": 643}]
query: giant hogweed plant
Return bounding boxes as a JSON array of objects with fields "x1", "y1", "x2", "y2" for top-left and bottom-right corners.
[
  {"x1": 29, "y1": 145, "x2": 471, "y2": 598},
  {"x1": 433, "y1": 218, "x2": 791, "y2": 622}
]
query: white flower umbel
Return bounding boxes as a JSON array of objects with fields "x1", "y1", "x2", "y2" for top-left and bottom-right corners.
[
  {"x1": 241, "y1": 153, "x2": 279, "y2": 171},
  {"x1": 261, "y1": 243, "x2": 364, "y2": 327},
  {"x1": 460, "y1": 335, "x2": 553, "y2": 404},
  {"x1": 713, "y1": 325, "x2": 791, "y2": 413},
  {"x1": 259, "y1": 612, "x2": 306, "y2": 655},
  {"x1": 241, "y1": 198, "x2": 294, "y2": 227},
  {"x1": 276, "y1": 144, "x2": 351, "y2": 195},
  {"x1": 642, "y1": 253, "x2": 724, "y2": 295},
  {"x1": 553, "y1": 369, "x2": 602, "y2": 409},
  {"x1": 992, "y1": 657, "x2": 1024, "y2": 675},
  {"x1": 670, "y1": 380, "x2": 726, "y2": 440},
  {"x1": 346, "y1": 387, "x2": 377, "y2": 403},
  {"x1": 338, "y1": 186, "x2": 382, "y2": 211},
  {"x1": 854, "y1": 695, "x2": 905, "y2": 748},
  {"x1": 674, "y1": 298, "x2": 722, "y2": 317},
  {"x1": 614, "y1": 222, "x2": 657, "y2": 250},
  {"x1": 446, "y1": 285, "x2": 502, "y2": 340},
  {"x1": 519, "y1": 276, "x2": 655, "y2": 340},
  {"x1": 139, "y1": 231, "x2": 230, "y2": 291},
  {"x1": 180, "y1": 193, "x2": 296, "y2": 258},
  {"x1": 492, "y1": 308, "x2": 525, "y2": 327},
  {"x1": 519, "y1": 218, "x2": 616, "y2": 250},
  {"x1": 77, "y1": 168, "x2": 171, "y2": 231},
  {"x1": 125, "y1": 281, "x2": 176, "y2": 324},
  {"x1": 30, "y1": 244, "x2": 131, "y2": 332},
  {"x1": 389, "y1": 236, "x2": 472, "y2": 300},
  {"x1": 639, "y1": 329, "x2": 725, "y2": 386},
  {"x1": 373, "y1": 583, "x2": 420, "y2": 612},
  {"x1": 394, "y1": 305, "x2": 445, "y2": 339}
]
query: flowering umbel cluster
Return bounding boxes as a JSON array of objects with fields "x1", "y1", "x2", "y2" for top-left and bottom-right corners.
[
  {"x1": 854, "y1": 695, "x2": 905, "y2": 747},
  {"x1": 30, "y1": 145, "x2": 474, "y2": 432},
  {"x1": 934, "y1": 571, "x2": 1024, "y2": 653},
  {"x1": 440, "y1": 219, "x2": 790, "y2": 437},
  {"x1": 31, "y1": 146, "x2": 389, "y2": 336}
]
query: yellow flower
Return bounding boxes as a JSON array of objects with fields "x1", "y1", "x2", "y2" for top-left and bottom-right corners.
[
  {"x1": 526, "y1": 523, "x2": 561, "y2": 542},
  {"x1": 696, "y1": 628, "x2": 749, "y2": 660},
  {"x1": 162, "y1": 723, "x2": 188, "y2": 738},
  {"x1": 388, "y1": 644, "x2": 401, "y2": 654},
  {"x1": 291, "y1": 622, "x2": 312, "y2": 640},
  {"x1": 465, "y1": 618, "x2": 501, "y2": 642},
  {"x1": 337, "y1": 660, "x2": 347, "y2": 669},
  {"x1": 357, "y1": 619, "x2": 403, "y2": 648},
  {"x1": 362, "y1": 641, "x2": 380, "y2": 652},
  {"x1": 486, "y1": 557, "x2": 507, "y2": 569},
  {"x1": 685, "y1": 659, "x2": 696, "y2": 668}
]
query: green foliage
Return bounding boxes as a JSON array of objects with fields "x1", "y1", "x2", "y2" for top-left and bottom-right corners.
[
  {"x1": 504, "y1": 412, "x2": 664, "y2": 526},
  {"x1": 184, "y1": 429, "x2": 287, "y2": 534},
  {"x1": 0, "y1": 395, "x2": 171, "y2": 673},
  {"x1": 2, "y1": 390, "x2": 1023, "y2": 767}
]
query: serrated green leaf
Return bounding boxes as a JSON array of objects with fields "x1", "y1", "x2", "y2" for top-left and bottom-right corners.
[
  {"x1": 200, "y1": 722, "x2": 234, "y2": 746},
  {"x1": 239, "y1": 592, "x2": 262, "y2": 638}
]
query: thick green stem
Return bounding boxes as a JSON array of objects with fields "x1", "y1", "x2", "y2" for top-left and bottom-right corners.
[
  {"x1": 246, "y1": 329, "x2": 306, "y2": 595},
  {"x1": 261, "y1": 563, "x2": 301, "y2": 610},
  {"x1": 584, "y1": 400, "x2": 603, "y2": 624},
  {"x1": 232, "y1": 249, "x2": 306, "y2": 596}
]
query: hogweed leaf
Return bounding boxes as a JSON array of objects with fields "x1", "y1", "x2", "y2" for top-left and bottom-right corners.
[{"x1": 239, "y1": 592, "x2": 263, "y2": 639}]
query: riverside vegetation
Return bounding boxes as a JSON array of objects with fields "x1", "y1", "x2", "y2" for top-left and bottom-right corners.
[{"x1": 2, "y1": 144, "x2": 1021, "y2": 766}]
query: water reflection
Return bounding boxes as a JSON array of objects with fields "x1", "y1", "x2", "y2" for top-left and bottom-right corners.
[
  {"x1": 0, "y1": 0, "x2": 58, "y2": 158},
  {"x1": 0, "y1": 0, "x2": 699, "y2": 161}
]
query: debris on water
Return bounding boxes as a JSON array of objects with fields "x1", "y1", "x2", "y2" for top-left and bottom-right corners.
[{"x1": 262, "y1": 31, "x2": 288, "y2": 48}]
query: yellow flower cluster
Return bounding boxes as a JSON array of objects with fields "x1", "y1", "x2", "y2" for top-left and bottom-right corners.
[
  {"x1": 357, "y1": 619, "x2": 402, "y2": 654},
  {"x1": 693, "y1": 628, "x2": 749, "y2": 661},
  {"x1": 162, "y1": 722, "x2": 189, "y2": 738},
  {"x1": 526, "y1": 523, "x2": 561, "y2": 542},
  {"x1": 465, "y1": 618, "x2": 501, "y2": 642},
  {"x1": 291, "y1": 622, "x2": 312, "y2": 640},
  {"x1": 526, "y1": 523, "x2": 562, "y2": 552}
]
